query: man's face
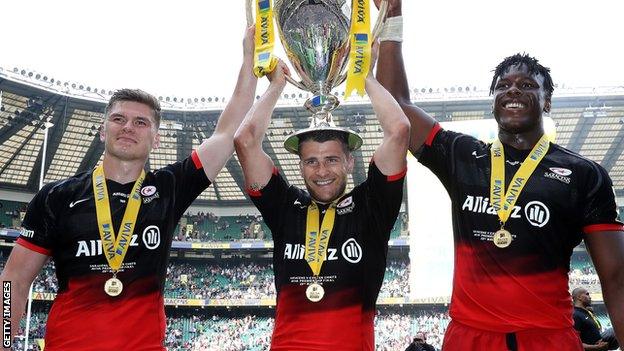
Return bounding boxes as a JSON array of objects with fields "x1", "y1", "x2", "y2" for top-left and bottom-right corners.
[
  {"x1": 492, "y1": 64, "x2": 551, "y2": 134},
  {"x1": 579, "y1": 289, "x2": 592, "y2": 307},
  {"x1": 100, "y1": 101, "x2": 160, "y2": 162},
  {"x1": 299, "y1": 140, "x2": 354, "y2": 204}
]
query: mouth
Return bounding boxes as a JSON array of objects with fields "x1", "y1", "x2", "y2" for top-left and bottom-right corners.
[
  {"x1": 313, "y1": 179, "x2": 335, "y2": 186},
  {"x1": 117, "y1": 137, "x2": 137, "y2": 144},
  {"x1": 503, "y1": 101, "x2": 527, "y2": 110}
]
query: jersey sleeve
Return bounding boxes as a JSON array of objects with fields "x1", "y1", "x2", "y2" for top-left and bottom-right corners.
[
  {"x1": 416, "y1": 124, "x2": 471, "y2": 191},
  {"x1": 247, "y1": 168, "x2": 291, "y2": 236},
  {"x1": 162, "y1": 150, "x2": 211, "y2": 219},
  {"x1": 580, "y1": 162, "x2": 624, "y2": 233},
  {"x1": 362, "y1": 161, "x2": 406, "y2": 241},
  {"x1": 17, "y1": 182, "x2": 57, "y2": 255}
]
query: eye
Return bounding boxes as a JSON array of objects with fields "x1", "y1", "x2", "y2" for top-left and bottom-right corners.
[
  {"x1": 522, "y1": 82, "x2": 536, "y2": 89},
  {"x1": 135, "y1": 119, "x2": 148, "y2": 127},
  {"x1": 304, "y1": 159, "x2": 318, "y2": 167},
  {"x1": 326, "y1": 157, "x2": 340, "y2": 164},
  {"x1": 111, "y1": 116, "x2": 125, "y2": 123},
  {"x1": 495, "y1": 82, "x2": 509, "y2": 90}
]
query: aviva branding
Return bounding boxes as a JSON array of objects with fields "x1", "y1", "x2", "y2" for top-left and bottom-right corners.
[
  {"x1": 352, "y1": 33, "x2": 368, "y2": 74},
  {"x1": 258, "y1": 0, "x2": 271, "y2": 45}
]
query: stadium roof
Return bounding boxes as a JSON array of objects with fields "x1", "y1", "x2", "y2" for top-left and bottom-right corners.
[{"x1": 2, "y1": 68, "x2": 624, "y2": 204}]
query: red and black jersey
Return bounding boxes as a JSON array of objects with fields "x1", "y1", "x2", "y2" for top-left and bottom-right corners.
[
  {"x1": 18, "y1": 151, "x2": 209, "y2": 351},
  {"x1": 418, "y1": 125, "x2": 623, "y2": 333},
  {"x1": 249, "y1": 162, "x2": 405, "y2": 351}
]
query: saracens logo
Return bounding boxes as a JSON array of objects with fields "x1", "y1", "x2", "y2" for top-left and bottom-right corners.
[
  {"x1": 341, "y1": 238, "x2": 362, "y2": 263},
  {"x1": 142, "y1": 225, "x2": 161, "y2": 250},
  {"x1": 141, "y1": 186, "x2": 157, "y2": 197},
  {"x1": 141, "y1": 186, "x2": 160, "y2": 204},
  {"x1": 524, "y1": 201, "x2": 550, "y2": 228},
  {"x1": 336, "y1": 196, "x2": 355, "y2": 215},
  {"x1": 544, "y1": 167, "x2": 572, "y2": 184},
  {"x1": 549, "y1": 167, "x2": 572, "y2": 176}
]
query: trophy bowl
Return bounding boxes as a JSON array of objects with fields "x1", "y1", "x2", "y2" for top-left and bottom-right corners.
[{"x1": 247, "y1": 0, "x2": 388, "y2": 153}]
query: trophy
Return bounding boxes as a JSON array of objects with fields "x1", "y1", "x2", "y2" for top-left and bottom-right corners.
[{"x1": 246, "y1": 0, "x2": 388, "y2": 153}]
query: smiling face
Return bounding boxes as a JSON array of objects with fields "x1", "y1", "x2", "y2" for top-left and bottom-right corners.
[
  {"x1": 492, "y1": 63, "x2": 551, "y2": 135},
  {"x1": 298, "y1": 139, "x2": 354, "y2": 204},
  {"x1": 100, "y1": 101, "x2": 160, "y2": 162}
]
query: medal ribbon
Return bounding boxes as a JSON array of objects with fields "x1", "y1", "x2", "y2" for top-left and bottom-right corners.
[
  {"x1": 345, "y1": 0, "x2": 371, "y2": 98},
  {"x1": 253, "y1": 0, "x2": 278, "y2": 77},
  {"x1": 93, "y1": 164, "x2": 145, "y2": 271},
  {"x1": 490, "y1": 134, "x2": 550, "y2": 227},
  {"x1": 587, "y1": 308, "x2": 602, "y2": 330},
  {"x1": 305, "y1": 201, "x2": 337, "y2": 276}
]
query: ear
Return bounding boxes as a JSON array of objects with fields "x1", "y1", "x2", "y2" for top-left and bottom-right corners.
[
  {"x1": 346, "y1": 154, "x2": 355, "y2": 174},
  {"x1": 99, "y1": 124, "x2": 106, "y2": 142},
  {"x1": 543, "y1": 98, "x2": 551, "y2": 113},
  {"x1": 153, "y1": 132, "x2": 161, "y2": 149},
  {"x1": 298, "y1": 159, "x2": 305, "y2": 176}
]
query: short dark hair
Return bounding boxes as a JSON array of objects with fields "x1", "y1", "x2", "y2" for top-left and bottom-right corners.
[
  {"x1": 571, "y1": 287, "x2": 587, "y2": 301},
  {"x1": 489, "y1": 53, "x2": 555, "y2": 100},
  {"x1": 105, "y1": 88, "x2": 161, "y2": 126},
  {"x1": 297, "y1": 130, "x2": 350, "y2": 156}
]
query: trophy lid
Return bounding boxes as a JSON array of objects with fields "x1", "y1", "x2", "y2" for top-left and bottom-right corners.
[{"x1": 283, "y1": 118, "x2": 363, "y2": 155}]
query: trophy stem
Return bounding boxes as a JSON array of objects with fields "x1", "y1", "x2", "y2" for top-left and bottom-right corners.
[{"x1": 304, "y1": 94, "x2": 340, "y2": 116}]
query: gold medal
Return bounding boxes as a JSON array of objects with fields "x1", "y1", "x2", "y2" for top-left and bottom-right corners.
[
  {"x1": 104, "y1": 276, "x2": 123, "y2": 297},
  {"x1": 493, "y1": 228, "x2": 513, "y2": 248},
  {"x1": 305, "y1": 283, "x2": 324, "y2": 302}
]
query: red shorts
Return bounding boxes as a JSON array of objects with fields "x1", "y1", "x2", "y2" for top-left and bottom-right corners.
[{"x1": 442, "y1": 320, "x2": 583, "y2": 351}]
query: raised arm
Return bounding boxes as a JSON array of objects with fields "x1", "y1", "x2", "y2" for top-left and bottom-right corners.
[
  {"x1": 584, "y1": 231, "x2": 624, "y2": 346},
  {"x1": 0, "y1": 245, "x2": 48, "y2": 350},
  {"x1": 366, "y1": 51, "x2": 410, "y2": 175},
  {"x1": 196, "y1": 26, "x2": 259, "y2": 182},
  {"x1": 375, "y1": 0, "x2": 436, "y2": 154},
  {"x1": 234, "y1": 60, "x2": 289, "y2": 191}
]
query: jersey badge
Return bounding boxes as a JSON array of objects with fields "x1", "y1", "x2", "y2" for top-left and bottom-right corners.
[{"x1": 337, "y1": 196, "x2": 355, "y2": 215}]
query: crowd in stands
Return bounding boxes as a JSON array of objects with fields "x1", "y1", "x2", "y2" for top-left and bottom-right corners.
[
  {"x1": 165, "y1": 261, "x2": 276, "y2": 300},
  {"x1": 0, "y1": 200, "x2": 26, "y2": 229},
  {"x1": 569, "y1": 251, "x2": 601, "y2": 292}
]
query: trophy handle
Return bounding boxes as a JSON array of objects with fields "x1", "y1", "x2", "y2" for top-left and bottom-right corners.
[
  {"x1": 245, "y1": 0, "x2": 309, "y2": 91},
  {"x1": 333, "y1": 0, "x2": 389, "y2": 88}
]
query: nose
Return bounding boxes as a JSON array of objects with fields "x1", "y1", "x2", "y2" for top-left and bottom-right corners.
[
  {"x1": 121, "y1": 120, "x2": 135, "y2": 133},
  {"x1": 316, "y1": 162, "x2": 330, "y2": 177},
  {"x1": 506, "y1": 85, "x2": 522, "y2": 97}
]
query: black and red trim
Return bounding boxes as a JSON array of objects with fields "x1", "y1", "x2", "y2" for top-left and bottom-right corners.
[
  {"x1": 387, "y1": 167, "x2": 407, "y2": 182},
  {"x1": 190, "y1": 150, "x2": 203, "y2": 170},
  {"x1": 583, "y1": 223, "x2": 624, "y2": 233},
  {"x1": 17, "y1": 238, "x2": 52, "y2": 256},
  {"x1": 424, "y1": 123, "x2": 442, "y2": 146},
  {"x1": 246, "y1": 167, "x2": 280, "y2": 197}
]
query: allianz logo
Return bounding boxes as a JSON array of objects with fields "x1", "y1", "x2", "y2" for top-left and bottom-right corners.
[
  {"x1": 283, "y1": 243, "x2": 339, "y2": 261},
  {"x1": 462, "y1": 195, "x2": 550, "y2": 227},
  {"x1": 283, "y1": 238, "x2": 363, "y2": 263},
  {"x1": 75, "y1": 235, "x2": 140, "y2": 257}
]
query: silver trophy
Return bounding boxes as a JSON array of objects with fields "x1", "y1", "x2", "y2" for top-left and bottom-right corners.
[{"x1": 247, "y1": 0, "x2": 388, "y2": 153}]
